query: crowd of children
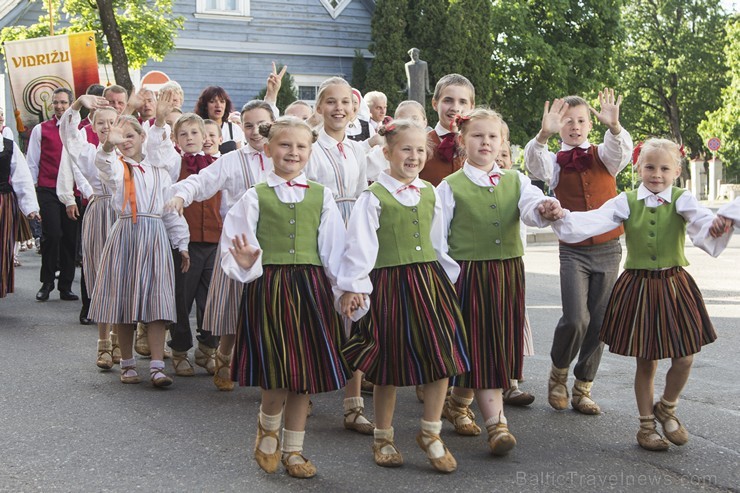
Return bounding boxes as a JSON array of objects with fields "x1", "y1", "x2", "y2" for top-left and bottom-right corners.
[{"x1": 2, "y1": 64, "x2": 738, "y2": 479}]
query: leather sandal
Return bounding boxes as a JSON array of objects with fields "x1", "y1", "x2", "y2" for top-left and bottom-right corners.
[
  {"x1": 120, "y1": 365, "x2": 141, "y2": 384},
  {"x1": 213, "y1": 350, "x2": 234, "y2": 391},
  {"x1": 654, "y1": 401, "x2": 688, "y2": 445},
  {"x1": 416, "y1": 430, "x2": 457, "y2": 473},
  {"x1": 254, "y1": 419, "x2": 281, "y2": 473},
  {"x1": 637, "y1": 416, "x2": 670, "y2": 451},
  {"x1": 96, "y1": 340, "x2": 114, "y2": 370},
  {"x1": 442, "y1": 397, "x2": 481, "y2": 436},
  {"x1": 486, "y1": 421, "x2": 517, "y2": 456},
  {"x1": 281, "y1": 451, "x2": 317, "y2": 478},
  {"x1": 150, "y1": 368, "x2": 173, "y2": 388},
  {"x1": 344, "y1": 406, "x2": 375, "y2": 435},
  {"x1": 372, "y1": 439, "x2": 403, "y2": 467}
]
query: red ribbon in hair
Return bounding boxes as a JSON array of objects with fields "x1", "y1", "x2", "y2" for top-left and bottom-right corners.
[
  {"x1": 678, "y1": 144, "x2": 686, "y2": 158},
  {"x1": 632, "y1": 141, "x2": 643, "y2": 165},
  {"x1": 453, "y1": 114, "x2": 471, "y2": 130}
]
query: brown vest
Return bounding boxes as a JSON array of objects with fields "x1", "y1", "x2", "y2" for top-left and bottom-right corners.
[
  {"x1": 420, "y1": 130, "x2": 465, "y2": 186},
  {"x1": 178, "y1": 162, "x2": 223, "y2": 244},
  {"x1": 554, "y1": 145, "x2": 623, "y2": 246}
]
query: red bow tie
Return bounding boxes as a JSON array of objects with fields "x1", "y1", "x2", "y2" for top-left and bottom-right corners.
[
  {"x1": 436, "y1": 133, "x2": 458, "y2": 163},
  {"x1": 337, "y1": 142, "x2": 347, "y2": 159},
  {"x1": 252, "y1": 152, "x2": 265, "y2": 170},
  {"x1": 556, "y1": 147, "x2": 592, "y2": 173},
  {"x1": 396, "y1": 184, "x2": 420, "y2": 194},
  {"x1": 285, "y1": 181, "x2": 309, "y2": 189},
  {"x1": 182, "y1": 153, "x2": 214, "y2": 174}
]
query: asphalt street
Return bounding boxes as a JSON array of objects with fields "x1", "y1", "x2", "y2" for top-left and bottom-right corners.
[{"x1": 1, "y1": 236, "x2": 738, "y2": 493}]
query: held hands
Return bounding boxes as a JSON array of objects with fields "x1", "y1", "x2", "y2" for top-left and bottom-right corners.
[
  {"x1": 165, "y1": 196, "x2": 185, "y2": 216},
  {"x1": 180, "y1": 251, "x2": 191, "y2": 273},
  {"x1": 27, "y1": 211, "x2": 41, "y2": 221},
  {"x1": 65, "y1": 204, "x2": 79, "y2": 220},
  {"x1": 589, "y1": 87, "x2": 623, "y2": 134},
  {"x1": 536, "y1": 99, "x2": 570, "y2": 144},
  {"x1": 709, "y1": 215, "x2": 733, "y2": 238},
  {"x1": 264, "y1": 62, "x2": 287, "y2": 104},
  {"x1": 538, "y1": 199, "x2": 565, "y2": 221},
  {"x1": 340, "y1": 292, "x2": 367, "y2": 318},
  {"x1": 229, "y1": 233, "x2": 261, "y2": 269}
]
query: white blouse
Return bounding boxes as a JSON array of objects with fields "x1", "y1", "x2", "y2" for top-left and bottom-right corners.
[
  {"x1": 436, "y1": 162, "x2": 558, "y2": 239},
  {"x1": 552, "y1": 183, "x2": 730, "y2": 258},
  {"x1": 219, "y1": 171, "x2": 345, "y2": 285},
  {"x1": 0, "y1": 138, "x2": 38, "y2": 216},
  {"x1": 337, "y1": 171, "x2": 460, "y2": 299},
  {"x1": 524, "y1": 129, "x2": 633, "y2": 189},
  {"x1": 718, "y1": 198, "x2": 740, "y2": 228},
  {"x1": 57, "y1": 109, "x2": 105, "y2": 206},
  {"x1": 171, "y1": 144, "x2": 272, "y2": 220},
  {"x1": 95, "y1": 143, "x2": 190, "y2": 252}
]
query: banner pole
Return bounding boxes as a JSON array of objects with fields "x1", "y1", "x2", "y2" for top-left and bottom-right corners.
[{"x1": 48, "y1": 0, "x2": 54, "y2": 36}]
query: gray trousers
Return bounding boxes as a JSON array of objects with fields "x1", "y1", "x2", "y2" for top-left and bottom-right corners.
[{"x1": 550, "y1": 240, "x2": 622, "y2": 382}]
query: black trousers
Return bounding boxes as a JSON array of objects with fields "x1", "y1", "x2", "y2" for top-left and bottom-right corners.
[
  {"x1": 168, "y1": 242, "x2": 219, "y2": 352},
  {"x1": 37, "y1": 187, "x2": 77, "y2": 291}
]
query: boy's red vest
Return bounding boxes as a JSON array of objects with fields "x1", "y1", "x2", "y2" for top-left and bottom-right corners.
[{"x1": 420, "y1": 130, "x2": 465, "y2": 186}]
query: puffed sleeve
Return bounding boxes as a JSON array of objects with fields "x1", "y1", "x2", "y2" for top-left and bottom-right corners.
[
  {"x1": 431, "y1": 187, "x2": 460, "y2": 283},
  {"x1": 517, "y1": 171, "x2": 561, "y2": 228},
  {"x1": 220, "y1": 188, "x2": 263, "y2": 283},
  {"x1": 172, "y1": 153, "x2": 231, "y2": 206},
  {"x1": 160, "y1": 169, "x2": 189, "y2": 252},
  {"x1": 597, "y1": 128, "x2": 633, "y2": 177},
  {"x1": 318, "y1": 187, "x2": 347, "y2": 285},
  {"x1": 524, "y1": 138, "x2": 557, "y2": 187},
  {"x1": 10, "y1": 142, "x2": 39, "y2": 215},
  {"x1": 337, "y1": 190, "x2": 381, "y2": 295},
  {"x1": 94, "y1": 148, "x2": 124, "y2": 192},
  {"x1": 552, "y1": 193, "x2": 630, "y2": 244},
  {"x1": 676, "y1": 191, "x2": 731, "y2": 257}
]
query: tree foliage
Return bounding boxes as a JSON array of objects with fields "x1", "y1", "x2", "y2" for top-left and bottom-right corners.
[
  {"x1": 489, "y1": 0, "x2": 622, "y2": 146},
  {"x1": 256, "y1": 66, "x2": 298, "y2": 113},
  {"x1": 699, "y1": 15, "x2": 740, "y2": 179},
  {"x1": 351, "y1": 49, "x2": 369, "y2": 94},
  {"x1": 617, "y1": 0, "x2": 728, "y2": 156},
  {"x1": 1, "y1": 0, "x2": 184, "y2": 90},
  {"x1": 365, "y1": 0, "x2": 410, "y2": 111}
]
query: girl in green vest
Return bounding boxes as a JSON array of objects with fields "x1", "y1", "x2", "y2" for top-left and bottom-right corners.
[
  {"x1": 437, "y1": 109, "x2": 563, "y2": 456},
  {"x1": 553, "y1": 138, "x2": 730, "y2": 451},
  {"x1": 338, "y1": 119, "x2": 470, "y2": 473},
  {"x1": 221, "y1": 116, "x2": 350, "y2": 479}
]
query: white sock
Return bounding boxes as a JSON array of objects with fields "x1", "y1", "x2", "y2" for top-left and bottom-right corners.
[
  {"x1": 121, "y1": 357, "x2": 136, "y2": 368},
  {"x1": 150, "y1": 360, "x2": 165, "y2": 372},
  {"x1": 485, "y1": 414, "x2": 507, "y2": 428},
  {"x1": 344, "y1": 397, "x2": 371, "y2": 425},
  {"x1": 450, "y1": 393, "x2": 474, "y2": 425},
  {"x1": 374, "y1": 427, "x2": 396, "y2": 455},
  {"x1": 420, "y1": 419, "x2": 445, "y2": 459},
  {"x1": 282, "y1": 429, "x2": 306, "y2": 465},
  {"x1": 660, "y1": 397, "x2": 680, "y2": 432},
  {"x1": 258, "y1": 408, "x2": 282, "y2": 455}
]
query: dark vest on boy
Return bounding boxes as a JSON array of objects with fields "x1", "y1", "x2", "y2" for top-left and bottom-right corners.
[
  {"x1": 36, "y1": 117, "x2": 64, "y2": 189},
  {"x1": 347, "y1": 119, "x2": 370, "y2": 142},
  {"x1": 553, "y1": 145, "x2": 623, "y2": 246},
  {"x1": 421, "y1": 130, "x2": 465, "y2": 186},
  {"x1": 178, "y1": 154, "x2": 223, "y2": 243},
  {"x1": 0, "y1": 138, "x2": 14, "y2": 193}
]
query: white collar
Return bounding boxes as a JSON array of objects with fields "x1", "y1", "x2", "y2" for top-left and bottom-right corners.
[
  {"x1": 376, "y1": 170, "x2": 426, "y2": 194},
  {"x1": 637, "y1": 183, "x2": 673, "y2": 203},
  {"x1": 317, "y1": 128, "x2": 347, "y2": 147},
  {"x1": 462, "y1": 161, "x2": 503, "y2": 182},
  {"x1": 434, "y1": 122, "x2": 452, "y2": 138},
  {"x1": 560, "y1": 140, "x2": 591, "y2": 151},
  {"x1": 266, "y1": 171, "x2": 308, "y2": 188}
]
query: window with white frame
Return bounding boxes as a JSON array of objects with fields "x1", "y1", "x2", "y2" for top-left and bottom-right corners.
[
  {"x1": 195, "y1": 0, "x2": 250, "y2": 18},
  {"x1": 293, "y1": 75, "x2": 333, "y2": 107},
  {"x1": 320, "y1": 0, "x2": 352, "y2": 19}
]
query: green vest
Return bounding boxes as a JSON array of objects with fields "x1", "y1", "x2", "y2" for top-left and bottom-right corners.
[
  {"x1": 255, "y1": 181, "x2": 323, "y2": 266},
  {"x1": 445, "y1": 169, "x2": 523, "y2": 261},
  {"x1": 369, "y1": 182, "x2": 437, "y2": 268},
  {"x1": 624, "y1": 187, "x2": 688, "y2": 270}
]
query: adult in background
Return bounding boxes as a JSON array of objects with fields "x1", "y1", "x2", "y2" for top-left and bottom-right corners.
[
  {"x1": 26, "y1": 87, "x2": 79, "y2": 301},
  {"x1": 194, "y1": 86, "x2": 244, "y2": 155}
]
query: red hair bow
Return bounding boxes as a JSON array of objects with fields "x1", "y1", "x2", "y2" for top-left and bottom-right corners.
[
  {"x1": 678, "y1": 144, "x2": 686, "y2": 158},
  {"x1": 454, "y1": 114, "x2": 471, "y2": 130},
  {"x1": 632, "y1": 142, "x2": 643, "y2": 165}
]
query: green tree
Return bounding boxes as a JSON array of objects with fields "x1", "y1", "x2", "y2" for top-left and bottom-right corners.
[
  {"x1": 618, "y1": 0, "x2": 728, "y2": 156},
  {"x1": 405, "y1": 0, "x2": 448, "y2": 117},
  {"x1": 699, "y1": 15, "x2": 740, "y2": 180},
  {"x1": 366, "y1": 0, "x2": 410, "y2": 111},
  {"x1": 489, "y1": 0, "x2": 622, "y2": 146},
  {"x1": 351, "y1": 49, "x2": 369, "y2": 94},
  {"x1": 1, "y1": 0, "x2": 184, "y2": 91},
  {"x1": 256, "y1": 66, "x2": 298, "y2": 113}
]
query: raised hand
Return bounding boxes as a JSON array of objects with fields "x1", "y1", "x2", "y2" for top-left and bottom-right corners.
[
  {"x1": 103, "y1": 118, "x2": 128, "y2": 151},
  {"x1": 589, "y1": 87, "x2": 623, "y2": 134},
  {"x1": 265, "y1": 62, "x2": 287, "y2": 104},
  {"x1": 125, "y1": 87, "x2": 145, "y2": 114},
  {"x1": 74, "y1": 95, "x2": 110, "y2": 111},
  {"x1": 155, "y1": 91, "x2": 176, "y2": 127},
  {"x1": 229, "y1": 233, "x2": 261, "y2": 269},
  {"x1": 536, "y1": 99, "x2": 570, "y2": 144}
]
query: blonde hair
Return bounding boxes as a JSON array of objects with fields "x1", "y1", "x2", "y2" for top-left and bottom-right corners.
[
  {"x1": 158, "y1": 81, "x2": 184, "y2": 103},
  {"x1": 457, "y1": 108, "x2": 505, "y2": 140},
  {"x1": 118, "y1": 115, "x2": 145, "y2": 136},
  {"x1": 174, "y1": 113, "x2": 206, "y2": 138},
  {"x1": 364, "y1": 91, "x2": 387, "y2": 106},
  {"x1": 378, "y1": 119, "x2": 429, "y2": 153},
  {"x1": 240, "y1": 100, "x2": 275, "y2": 120},
  {"x1": 315, "y1": 77, "x2": 352, "y2": 107},
  {"x1": 394, "y1": 100, "x2": 426, "y2": 120},
  {"x1": 636, "y1": 138, "x2": 683, "y2": 169},
  {"x1": 203, "y1": 118, "x2": 222, "y2": 136},
  {"x1": 432, "y1": 74, "x2": 475, "y2": 105},
  {"x1": 285, "y1": 100, "x2": 312, "y2": 113},
  {"x1": 563, "y1": 95, "x2": 589, "y2": 108},
  {"x1": 91, "y1": 106, "x2": 117, "y2": 124},
  {"x1": 258, "y1": 115, "x2": 318, "y2": 144}
]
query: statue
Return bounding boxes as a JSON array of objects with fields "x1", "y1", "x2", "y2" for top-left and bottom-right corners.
[{"x1": 405, "y1": 48, "x2": 430, "y2": 105}]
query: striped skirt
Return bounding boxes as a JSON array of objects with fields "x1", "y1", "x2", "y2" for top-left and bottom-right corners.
[
  {"x1": 232, "y1": 264, "x2": 350, "y2": 394},
  {"x1": 0, "y1": 191, "x2": 19, "y2": 298},
  {"x1": 523, "y1": 310, "x2": 535, "y2": 357},
  {"x1": 81, "y1": 195, "x2": 116, "y2": 297},
  {"x1": 451, "y1": 258, "x2": 525, "y2": 390},
  {"x1": 343, "y1": 262, "x2": 470, "y2": 387},
  {"x1": 88, "y1": 215, "x2": 176, "y2": 324},
  {"x1": 202, "y1": 258, "x2": 244, "y2": 336},
  {"x1": 599, "y1": 268, "x2": 717, "y2": 360}
]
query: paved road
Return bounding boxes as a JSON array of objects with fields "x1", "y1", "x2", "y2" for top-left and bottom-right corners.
[{"x1": 1, "y1": 237, "x2": 738, "y2": 493}]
